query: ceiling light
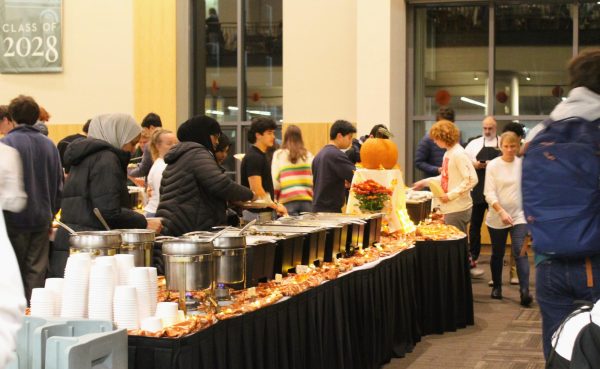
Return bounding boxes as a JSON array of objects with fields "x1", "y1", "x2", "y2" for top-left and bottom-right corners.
[
  {"x1": 460, "y1": 97, "x2": 486, "y2": 108},
  {"x1": 525, "y1": 72, "x2": 531, "y2": 81},
  {"x1": 473, "y1": 73, "x2": 479, "y2": 81},
  {"x1": 205, "y1": 109, "x2": 224, "y2": 116}
]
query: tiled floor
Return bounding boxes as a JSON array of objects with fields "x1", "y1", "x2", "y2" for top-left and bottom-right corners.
[{"x1": 384, "y1": 251, "x2": 545, "y2": 369}]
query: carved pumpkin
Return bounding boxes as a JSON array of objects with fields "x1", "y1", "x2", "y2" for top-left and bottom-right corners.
[{"x1": 360, "y1": 137, "x2": 398, "y2": 169}]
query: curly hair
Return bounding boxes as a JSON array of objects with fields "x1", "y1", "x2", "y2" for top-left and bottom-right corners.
[{"x1": 429, "y1": 120, "x2": 460, "y2": 147}]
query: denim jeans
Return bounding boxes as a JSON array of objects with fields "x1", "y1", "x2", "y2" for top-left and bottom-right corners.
[
  {"x1": 536, "y1": 254, "x2": 600, "y2": 359},
  {"x1": 488, "y1": 223, "x2": 529, "y2": 291},
  {"x1": 284, "y1": 201, "x2": 313, "y2": 216}
]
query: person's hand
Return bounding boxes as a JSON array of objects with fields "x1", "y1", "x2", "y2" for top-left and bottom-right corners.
[
  {"x1": 437, "y1": 167, "x2": 442, "y2": 174},
  {"x1": 146, "y1": 218, "x2": 163, "y2": 234},
  {"x1": 130, "y1": 176, "x2": 146, "y2": 187},
  {"x1": 412, "y1": 179, "x2": 427, "y2": 190},
  {"x1": 499, "y1": 209, "x2": 513, "y2": 225},
  {"x1": 344, "y1": 180, "x2": 351, "y2": 189},
  {"x1": 275, "y1": 203, "x2": 288, "y2": 216},
  {"x1": 439, "y1": 194, "x2": 450, "y2": 203},
  {"x1": 474, "y1": 161, "x2": 487, "y2": 170},
  {"x1": 146, "y1": 185, "x2": 154, "y2": 199}
]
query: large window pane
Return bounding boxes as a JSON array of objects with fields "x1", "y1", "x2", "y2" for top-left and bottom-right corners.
[
  {"x1": 495, "y1": 4, "x2": 572, "y2": 116},
  {"x1": 414, "y1": 6, "x2": 489, "y2": 116},
  {"x1": 580, "y1": 1, "x2": 600, "y2": 51},
  {"x1": 245, "y1": 0, "x2": 283, "y2": 122},
  {"x1": 204, "y1": 0, "x2": 239, "y2": 122}
]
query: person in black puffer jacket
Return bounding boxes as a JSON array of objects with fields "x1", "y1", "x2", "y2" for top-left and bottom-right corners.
[
  {"x1": 49, "y1": 114, "x2": 161, "y2": 277},
  {"x1": 156, "y1": 115, "x2": 254, "y2": 236}
]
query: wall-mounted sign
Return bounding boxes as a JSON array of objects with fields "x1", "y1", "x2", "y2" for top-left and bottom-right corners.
[{"x1": 0, "y1": 0, "x2": 62, "y2": 73}]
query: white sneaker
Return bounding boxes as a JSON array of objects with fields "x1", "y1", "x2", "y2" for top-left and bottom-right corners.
[
  {"x1": 510, "y1": 277, "x2": 519, "y2": 285},
  {"x1": 488, "y1": 280, "x2": 493, "y2": 287},
  {"x1": 470, "y1": 267, "x2": 485, "y2": 279}
]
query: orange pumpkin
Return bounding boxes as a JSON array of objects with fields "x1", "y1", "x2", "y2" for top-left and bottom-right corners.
[{"x1": 360, "y1": 138, "x2": 398, "y2": 169}]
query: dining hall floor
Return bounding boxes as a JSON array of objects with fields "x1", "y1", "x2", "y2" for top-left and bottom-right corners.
[{"x1": 384, "y1": 246, "x2": 546, "y2": 369}]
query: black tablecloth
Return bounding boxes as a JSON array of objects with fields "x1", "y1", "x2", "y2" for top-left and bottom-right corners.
[{"x1": 129, "y1": 237, "x2": 472, "y2": 369}]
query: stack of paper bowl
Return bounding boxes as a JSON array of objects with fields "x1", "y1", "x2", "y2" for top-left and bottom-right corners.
[
  {"x1": 155, "y1": 302, "x2": 178, "y2": 327},
  {"x1": 140, "y1": 316, "x2": 163, "y2": 332},
  {"x1": 30, "y1": 288, "x2": 55, "y2": 318},
  {"x1": 113, "y1": 285, "x2": 139, "y2": 329},
  {"x1": 61, "y1": 254, "x2": 91, "y2": 318},
  {"x1": 88, "y1": 263, "x2": 115, "y2": 321},
  {"x1": 128, "y1": 268, "x2": 152, "y2": 322},
  {"x1": 44, "y1": 278, "x2": 64, "y2": 316},
  {"x1": 146, "y1": 267, "x2": 158, "y2": 315},
  {"x1": 114, "y1": 254, "x2": 135, "y2": 285}
]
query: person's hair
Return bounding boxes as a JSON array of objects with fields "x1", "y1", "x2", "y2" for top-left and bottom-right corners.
[
  {"x1": 141, "y1": 112, "x2": 162, "y2": 129},
  {"x1": 429, "y1": 120, "x2": 460, "y2": 147},
  {"x1": 0, "y1": 105, "x2": 11, "y2": 121},
  {"x1": 38, "y1": 106, "x2": 50, "y2": 122},
  {"x1": 149, "y1": 129, "x2": 173, "y2": 161},
  {"x1": 329, "y1": 120, "x2": 356, "y2": 140},
  {"x1": 248, "y1": 117, "x2": 277, "y2": 143},
  {"x1": 209, "y1": 7, "x2": 217, "y2": 16},
  {"x1": 502, "y1": 122, "x2": 525, "y2": 138},
  {"x1": 82, "y1": 119, "x2": 91, "y2": 134},
  {"x1": 215, "y1": 134, "x2": 230, "y2": 153},
  {"x1": 436, "y1": 107, "x2": 455, "y2": 122},
  {"x1": 568, "y1": 49, "x2": 600, "y2": 95},
  {"x1": 500, "y1": 131, "x2": 520, "y2": 147},
  {"x1": 281, "y1": 125, "x2": 307, "y2": 164},
  {"x1": 369, "y1": 124, "x2": 388, "y2": 138},
  {"x1": 8, "y1": 95, "x2": 40, "y2": 125}
]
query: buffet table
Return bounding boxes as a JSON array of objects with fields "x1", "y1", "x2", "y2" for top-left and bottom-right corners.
[{"x1": 128, "y1": 236, "x2": 471, "y2": 369}]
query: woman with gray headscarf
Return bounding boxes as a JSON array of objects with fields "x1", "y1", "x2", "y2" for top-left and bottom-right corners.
[{"x1": 48, "y1": 113, "x2": 162, "y2": 277}]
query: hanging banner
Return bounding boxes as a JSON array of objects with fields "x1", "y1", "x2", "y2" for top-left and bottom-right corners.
[{"x1": 0, "y1": 0, "x2": 62, "y2": 73}]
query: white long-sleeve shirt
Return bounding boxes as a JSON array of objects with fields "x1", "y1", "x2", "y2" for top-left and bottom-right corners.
[
  {"x1": 0, "y1": 208, "x2": 26, "y2": 367},
  {"x1": 429, "y1": 144, "x2": 478, "y2": 214},
  {"x1": 144, "y1": 157, "x2": 167, "y2": 214},
  {"x1": 484, "y1": 156, "x2": 526, "y2": 229},
  {"x1": 0, "y1": 143, "x2": 27, "y2": 213}
]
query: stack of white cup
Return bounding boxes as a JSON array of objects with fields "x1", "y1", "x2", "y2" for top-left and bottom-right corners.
[
  {"x1": 95, "y1": 256, "x2": 119, "y2": 286},
  {"x1": 30, "y1": 288, "x2": 55, "y2": 318},
  {"x1": 128, "y1": 268, "x2": 152, "y2": 322},
  {"x1": 61, "y1": 254, "x2": 91, "y2": 318},
  {"x1": 155, "y1": 302, "x2": 178, "y2": 327},
  {"x1": 146, "y1": 267, "x2": 158, "y2": 315},
  {"x1": 140, "y1": 316, "x2": 163, "y2": 332},
  {"x1": 113, "y1": 285, "x2": 139, "y2": 329},
  {"x1": 114, "y1": 254, "x2": 135, "y2": 285},
  {"x1": 44, "y1": 278, "x2": 64, "y2": 316},
  {"x1": 88, "y1": 263, "x2": 115, "y2": 321}
]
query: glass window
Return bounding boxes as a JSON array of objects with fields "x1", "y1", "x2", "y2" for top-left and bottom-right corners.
[
  {"x1": 219, "y1": 125, "x2": 238, "y2": 180},
  {"x1": 580, "y1": 1, "x2": 600, "y2": 52},
  {"x1": 413, "y1": 6, "x2": 489, "y2": 117},
  {"x1": 495, "y1": 3, "x2": 573, "y2": 116},
  {"x1": 245, "y1": 0, "x2": 283, "y2": 122}
]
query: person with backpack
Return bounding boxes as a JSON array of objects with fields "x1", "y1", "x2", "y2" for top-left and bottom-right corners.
[{"x1": 522, "y1": 49, "x2": 600, "y2": 360}]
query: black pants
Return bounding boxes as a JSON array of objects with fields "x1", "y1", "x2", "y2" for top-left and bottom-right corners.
[
  {"x1": 469, "y1": 202, "x2": 488, "y2": 261},
  {"x1": 8, "y1": 228, "x2": 50, "y2": 303}
]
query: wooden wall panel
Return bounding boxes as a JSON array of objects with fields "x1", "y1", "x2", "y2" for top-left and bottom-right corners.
[
  {"x1": 282, "y1": 123, "x2": 330, "y2": 156},
  {"x1": 47, "y1": 124, "x2": 83, "y2": 144}
]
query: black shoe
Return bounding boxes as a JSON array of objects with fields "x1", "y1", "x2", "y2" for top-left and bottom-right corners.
[
  {"x1": 491, "y1": 287, "x2": 502, "y2": 300},
  {"x1": 520, "y1": 290, "x2": 533, "y2": 307}
]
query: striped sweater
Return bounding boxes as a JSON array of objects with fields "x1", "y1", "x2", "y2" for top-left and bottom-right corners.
[{"x1": 271, "y1": 149, "x2": 314, "y2": 204}]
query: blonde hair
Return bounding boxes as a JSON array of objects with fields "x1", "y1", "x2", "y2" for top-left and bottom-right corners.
[
  {"x1": 149, "y1": 129, "x2": 173, "y2": 161},
  {"x1": 429, "y1": 120, "x2": 460, "y2": 147},
  {"x1": 500, "y1": 131, "x2": 520, "y2": 146}
]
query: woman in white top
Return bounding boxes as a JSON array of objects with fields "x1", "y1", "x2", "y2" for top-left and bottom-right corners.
[
  {"x1": 144, "y1": 129, "x2": 177, "y2": 217},
  {"x1": 484, "y1": 131, "x2": 531, "y2": 306}
]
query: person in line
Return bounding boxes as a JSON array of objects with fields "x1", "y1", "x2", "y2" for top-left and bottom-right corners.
[
  {"x1": 156, "y1": 115, "x2": 254, "y2": 236},
  {"x1": 144, "y1": 129, "x2": 177, "y2": 217},
  {"x1": 129, "y1": 112, "x2": 162, "y2": 178},
  {"x1": 1, "y1": 95, "x2": 63, "y2": 301},
  {"x1": 33, "y1": 106, "x2": 50, "y2": 136},
  {"x1": 57, "y1": 119, "x2": 91, "y2": 173},
  {"x1": 271, "y1": 125, "x2": 314, "y2": 216},
  {"x1": 214, "y1": 134, "x2": 231, "y2": 165},
  {"x1": 0, "y1": 105, "x2": 16, "y2": 135},
  {"x1": 346, "y1": 123, "x2": 388, "y2": 165},
  {"x1": 312, "y1": 120, "x2": 356, "y2": 213},
  {"x1": 50, "y1": 113, "x2": 161, "y2": 277},
  {"x1": 484, "y1": 131, "x2": 532, "y2": 306},
  {"x1": 525, "y1": 50, "x2": 600, "y2": 359},
  {"x1": 464, "y1": 116, "x2": 500, "y2": 277},
  {"x1": 413, "y1": 120, "x2": 478, "y2": 273},
  {"x1": 414, "y1": 107, "x2": 455, "y2": 177},
  {"x1": 241, "y1": 117, "x2": 287, "y2": 219}
]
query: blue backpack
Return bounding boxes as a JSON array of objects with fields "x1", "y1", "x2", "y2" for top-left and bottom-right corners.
[{"x1": 522, "y1": 117, "x2": 600, "y2": 258}]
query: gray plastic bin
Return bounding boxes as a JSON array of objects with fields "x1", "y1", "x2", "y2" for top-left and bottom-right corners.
[{"x1": 45, "y1": 329, "x2": 127, "y2": 369}]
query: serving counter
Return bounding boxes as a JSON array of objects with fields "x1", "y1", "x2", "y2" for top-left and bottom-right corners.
[{"x1": 128, "y1": 236, "x2": 471, "y2": 369}]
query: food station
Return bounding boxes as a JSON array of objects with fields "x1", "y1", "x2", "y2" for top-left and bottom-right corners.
[{"x1": 17, "y1": 166, "x2": 472, "y2": 369}]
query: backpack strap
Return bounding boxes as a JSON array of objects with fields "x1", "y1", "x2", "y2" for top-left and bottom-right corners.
[{"x1": 586, "y1": 257, "x2": 594, "y2": 288}]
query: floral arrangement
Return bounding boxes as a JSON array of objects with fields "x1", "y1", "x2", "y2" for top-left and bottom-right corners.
[{"x1": 351, "y1": 179, "x2": 393, "y2": 212}]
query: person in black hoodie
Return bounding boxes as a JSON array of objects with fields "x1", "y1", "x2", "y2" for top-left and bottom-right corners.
[
  {"x1": 49, "y1": 113, "x2": 162, "y2": 277},
  {"x1": 156, "y1": 115, "x2": 254, "y2": 236}
]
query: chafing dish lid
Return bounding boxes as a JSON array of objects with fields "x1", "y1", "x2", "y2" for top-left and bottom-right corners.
[
  {"x1": 161, "y1": 239, "x2": 214, "y2": 255},
  {"x1": 69, "y1": 231, "x2": 122, "y2": 249}
]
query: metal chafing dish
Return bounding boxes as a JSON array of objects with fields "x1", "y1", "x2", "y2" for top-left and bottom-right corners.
[
  {"x1": 251, "y1": 224, "x2": 327, "y2": 267},
  {"x1": 245, "y1": 226, "x2": 305, "y2": 276},
  {"x1": 69, "y1": 230, "x2": 122, "y2": 258},
  {"x1": 116, "y1": 229, "x2": 155, "y2": 267},
  {"x1": 299, "y1": 213, "x2": 366, "y2": 255},
  {"x1": 302, "y1": 212, "x2": 384, "y2": 250},
  {"x1": 242, "y1": 234, "x2": 278, "y2": 287}
]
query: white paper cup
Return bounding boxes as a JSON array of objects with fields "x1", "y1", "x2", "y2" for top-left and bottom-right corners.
[{"x1": 141, "y1": 316, "x2": 163, "y2": 332}]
